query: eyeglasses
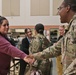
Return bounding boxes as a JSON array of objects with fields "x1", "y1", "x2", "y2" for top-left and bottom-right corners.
[{"x1": 57, "y1": 6, "x2": 64, "y2": 10}]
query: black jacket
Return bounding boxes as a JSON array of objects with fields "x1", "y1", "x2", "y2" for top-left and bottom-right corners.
[{"x1": 20, "y1": 37, "x2": 29, "y2": 55}]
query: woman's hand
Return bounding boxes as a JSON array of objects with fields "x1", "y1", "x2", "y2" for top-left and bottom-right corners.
[{"x1": 23, "y1": 55, "x2": 35, "y2": 64}]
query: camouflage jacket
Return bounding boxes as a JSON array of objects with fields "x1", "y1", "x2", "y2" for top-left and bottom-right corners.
[
  {"x1": 33, "y1": 15, "x2": 76, "y2": 75},
  {"x1": 29, "y1": 34, "x2": 51, "y2": 54},
  {"x1": 29, "y1": 34, "x2": 51, "y2": 67},
  {"x1": 64, "y1": 59, "x2": 76, "y2": 75}
]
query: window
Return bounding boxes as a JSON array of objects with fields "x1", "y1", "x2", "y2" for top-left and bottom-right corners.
[
  {"x1": 2, "y1": 0, "x2": 20, "y2": 16},
  {"x1": 31, "y1": 0, "x2": 50, "y2": 16},
  {"x1": 53, "y1": 0, "x2": 63, "y2": 16}
]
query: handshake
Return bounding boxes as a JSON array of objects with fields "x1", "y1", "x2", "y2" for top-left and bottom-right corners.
[{"x1": 23, "y1": 55, "x2": 35, "y2": 64}]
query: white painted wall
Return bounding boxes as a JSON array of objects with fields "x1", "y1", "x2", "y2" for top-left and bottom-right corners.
[{"x1": 0, "y1": 0, "x2": 64, "y2": 26}]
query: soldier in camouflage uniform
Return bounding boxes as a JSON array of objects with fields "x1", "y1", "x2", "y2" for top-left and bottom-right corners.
[
  {"x1": 29, "y1": 23, "x2": 52, "y2": 75},
  {"x1": 32, "y1": 0, "x2": 76, "y2": 75},
  {"x1": 56, "y1": 25, "x2": 65, "y2": 75}
]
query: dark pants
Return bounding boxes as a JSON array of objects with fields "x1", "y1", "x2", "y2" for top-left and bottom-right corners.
[{"x1": 19, "y1": 59, "x2": 27, "y2": 75}]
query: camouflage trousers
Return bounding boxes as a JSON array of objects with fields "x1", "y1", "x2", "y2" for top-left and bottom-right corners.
[{"x1": 25, "y1": 59, "x2": 52, "y2": 75}]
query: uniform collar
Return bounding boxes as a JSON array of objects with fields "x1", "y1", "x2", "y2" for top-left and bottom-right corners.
[
  {"x1": 66, "y1": 14, "x2": 76, "y2": 32},
  {"x1": 69, "y1": 14, "x2": 76, "y2": 25}
]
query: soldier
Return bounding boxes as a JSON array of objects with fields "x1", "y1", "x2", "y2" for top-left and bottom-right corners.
[
  {"x1": 28, "y1": 23, "x2": 52, "y2": 75},
  {"x1": 31, "y1": 0, "x2": 76, "y2": 75},
  {"x1": 56, "y1": 25, "x2": 65, "y2": 75}
]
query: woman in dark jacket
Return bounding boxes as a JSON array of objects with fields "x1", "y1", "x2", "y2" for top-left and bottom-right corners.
[{"x1": 19, "y1": 28, "x2": 32, "y2": 75}]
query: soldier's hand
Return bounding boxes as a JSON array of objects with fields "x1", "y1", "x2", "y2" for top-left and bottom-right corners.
[{"x1": 23, "y1": 55, "x2": 35, "y2": 64}]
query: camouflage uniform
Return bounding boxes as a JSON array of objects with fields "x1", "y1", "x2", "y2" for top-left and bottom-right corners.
[
  {"x1": 33, "y1": 15, "x2": 76, "y2": 75},
  {"x1": 29, "y1": 34, "x2": 52, "y2": 75},
  {"x1": 64, "y1": 59, "x2": 76, "y2": 75}
]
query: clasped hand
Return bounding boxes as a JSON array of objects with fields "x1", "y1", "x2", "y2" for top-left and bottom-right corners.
[{"x1": 24, "y1": 55, "x2": 35, "y2": 64}]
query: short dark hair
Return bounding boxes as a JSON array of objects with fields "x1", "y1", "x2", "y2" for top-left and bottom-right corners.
[{"x1": 64, "y1": 0, "x2": 76, "y2": 12}]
